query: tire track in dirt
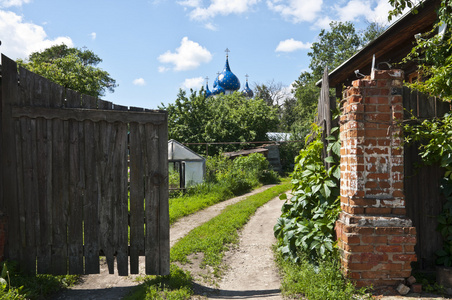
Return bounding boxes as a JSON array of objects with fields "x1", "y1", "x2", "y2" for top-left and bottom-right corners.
[
  {"x1": 51, "y1": 185, "x2": 277, "y2": 300},
  {"x1": 192, "y1": 194, "x2": 286, "y2": 300}
]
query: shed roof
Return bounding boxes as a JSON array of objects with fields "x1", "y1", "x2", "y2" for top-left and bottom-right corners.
[
  {"x1": 317, "y1": 0, "x2": 440, "y2": 89},
  {"x1": 168, "y1": 139, "x2": 205, "y2": 162}
]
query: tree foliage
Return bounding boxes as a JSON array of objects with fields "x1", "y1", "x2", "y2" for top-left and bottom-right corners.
[
  {"x1": 160, "y1": 90, "x2": 279, "y2": 155},
  {"x1": 308, "y1": 21, "x2": 362, "y2": 79},
  {"x1": 389, "y1": 0, "x2": 452, "y2": 101},
  {"x1": 17, "y1": 44, "x2": 117, "y2": 98}
]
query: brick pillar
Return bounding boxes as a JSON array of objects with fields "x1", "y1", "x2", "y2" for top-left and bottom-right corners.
[{"x1": 336, "y1": 69, "x2": 417, "y2": 288}]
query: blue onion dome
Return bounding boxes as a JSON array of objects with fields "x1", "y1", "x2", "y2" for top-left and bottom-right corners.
[
  {"x1": 204, "y1": 77, "x2": 212, "y2": 97},
  {"x1": 212, "y1": 85, "x2": 225, "y2": 95},
  {"x1": 213, "y1": 72, "x2": 220, "y2": 88},
  {"x1": 218, "y1": 56, "x2": 240, "y2": 91},
  {"x1": 205, "y1": 84, "x2": 212, "y2": 97},
  {"x1": 241, "y1": 75, "x2": 254, "y2": 98}
]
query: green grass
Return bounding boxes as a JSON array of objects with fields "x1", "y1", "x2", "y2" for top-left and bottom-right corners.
[
  {"x1": 123, "y1": 264, "x2": 193, "y2": 300},
  {"x1": 126, "y1": 180, "x2": 291, "y2": 299},
  {"x1": 274, "y1": 249, "x2": 371, "y2": 300},
  {"x1": 0, "y1": 261, "x2": 80, "y2": 300},
  {"x1": 169, "y1": 186, "x2": 232, "y2": 225}
]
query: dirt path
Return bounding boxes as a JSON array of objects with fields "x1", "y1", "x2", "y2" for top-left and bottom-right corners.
[
  {"x1": 51, "y1": 185, "x2": 276, "y2": 300},
  {"x1": 203, "y1": 194, "x2": 284, "y2": 299}
]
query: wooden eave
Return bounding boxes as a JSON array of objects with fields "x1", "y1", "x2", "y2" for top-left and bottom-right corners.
[{"x1": 317, "y1": 0, "x2": 441, "y2": 89}]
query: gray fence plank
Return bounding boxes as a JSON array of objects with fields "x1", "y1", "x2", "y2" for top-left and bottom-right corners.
[
  {"x1": 145, "y1": 124, "x2": 160, "y2": 274},
  {"x1": 83, "y1": 119, "x2": 100, "y2": 274},
  {"x1": 2, "y1": 55, "x2": 20, "y2": 262},
  {"x1": 66, "y1": 89, "x2": 84, "y2": 274},
  {"x1": 129, "y1": 123, "x2": 145, "y2": 274},
  {"x1": 158, "y1": 121, "x2": 170, "y2": 275}
]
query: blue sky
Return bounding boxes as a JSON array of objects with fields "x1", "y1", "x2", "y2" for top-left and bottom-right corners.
[{"x1": 0, "y1": 0, "x2": 395, "y2": 109}]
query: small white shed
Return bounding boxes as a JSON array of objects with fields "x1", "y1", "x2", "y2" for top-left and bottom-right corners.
[{"x1": 168, "y1": 139, "x2": 205, "y2": 188}]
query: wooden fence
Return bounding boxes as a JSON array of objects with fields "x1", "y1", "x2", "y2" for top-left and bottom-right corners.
[
  {"x1": 0, "y1": 54, "x2": 169, "y2": 276},
  {"x1": 403, "y1": 86, "x2": 451, "y2": 270}
]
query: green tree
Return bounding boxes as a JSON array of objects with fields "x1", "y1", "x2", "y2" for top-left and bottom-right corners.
[
  {"x1": 308, "y1": 21, "x2": 362, "y2": 79},
  {"x1": 160, "y1": 90, "x2": 279, "y2": 155},
  {"x1": 389, "y1": 0, "x2": 452, "y2": 101},
  {"x1": 17, "y1": 44, "x2": 117, "y2": 98}
]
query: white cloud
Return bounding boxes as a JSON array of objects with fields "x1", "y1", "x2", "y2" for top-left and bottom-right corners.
[
  {"x1": 158, "y1": 37, "x2": 212, "y2": 71},
  {"x1": 181, "y1": 76, "x2": 204, "y2": 90},
  {"x1": 158, "y1": 66, "x2": 170, "y2": 73},
  {"x1": 90, "y1": 32, "x2": 96, "y2": 40},
  {"x1": 335, "y1": 0, "x2": 394, "y2": 25},
  {"x1": 133, "y1": 78, "x2": 146, "y2": 86},
  {"x1": 276, "y1": 38, "x2": 311, "y2": 52},
  {"x1": 180, "y1": 0, "x2": 260, "y2": 21},
  {"x1": 267, "y1": 0, "x2": 323, "y2": 23},
  {"x1": 177, "y1": 0, "x2": 201, "y2": 7},
  {"x1": 204, "y1": 22, "x2": 218, "y2": 31},
  {"x1": 0, "y1": 0, "x2": 31, "y2": 8},
  {"x1": 0, "y1": 10, "x2": 73, "y2": 60}
]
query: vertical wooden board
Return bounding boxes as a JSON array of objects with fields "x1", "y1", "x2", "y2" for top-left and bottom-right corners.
[
  {"x1": 402, "y1": 87, "x2": 416, "y2": 119},
  {"x1": 1, "y1": 55, "x2": 20, "y2": 262},
  {"x1": 81, "y1": 90, "x2": 100, "y2": 273},
  {"x1": 36, "y1": 116, "x2": 53, "y2": 273},
  {"x1": 66, "y1": 89, "x2": 84, "y2": 274},
  {"x1": 51, "y1": 118, "x2": 69, "y2": 275},
  {"x1": 129, "y1": 123, "x2": 145, "y2": 274},
  {"x1": 144, "y1": 124, "x2": 160, "y2": 274},
  {"x1": 83, "y1": 120, "x2": 100, "y2": 274},
  {"x1": 98, "y1": 121, "x2": 116, "y2": 274},
  {"x1": 113, "y1": 121, "x2": 129, "y2": 276},
  {"x1": 82, "y1": 94, "x2": 98, "y2": 109},
  {"x1": 157, "y1": 120, "x2": 169, "y2": 275}
]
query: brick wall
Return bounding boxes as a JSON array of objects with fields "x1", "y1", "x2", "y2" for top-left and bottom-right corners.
[{"x1": 336, "y1": 69, "x2": 417, "y2": 287}]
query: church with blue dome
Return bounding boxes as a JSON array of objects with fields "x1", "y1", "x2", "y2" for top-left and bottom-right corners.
[{"x1": 205, "y1": 49, "x2": 254, "y2": 98}]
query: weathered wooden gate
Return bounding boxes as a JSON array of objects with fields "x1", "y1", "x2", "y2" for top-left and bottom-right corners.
[
  {"x1": 403, "y1": 86, "x2": 451, "y2": 271},
  {"x1": 0, "y1": 54, "x2": 169, "y2": 276}
]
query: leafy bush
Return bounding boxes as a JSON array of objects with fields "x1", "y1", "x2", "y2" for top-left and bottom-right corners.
[
  {"x1": 274, "y1": 125, "x2": 341, "y2": 262},
  {"x1": 205, "y1": 153, "x2": 279, "y2": 195},
  {"x1": 275, "y1": 250, "x2": 370, "y2": 300}
]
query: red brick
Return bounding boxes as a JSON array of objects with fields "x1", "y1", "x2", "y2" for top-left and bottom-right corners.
[
  {"x1": 404, "y1": 227, "x2": 417, "y2": 235},
  {"x1": 392, "y1": 208, "x2": 406, "y2": 215},
  {"x1": 375, "y1": 228, "x2": 404, "y2": 235},
  {"x1": 344, "y1": 244, "x2": 375, "y2": 253},
  {"x1": 361, "y1": 235, "x2": 388, "y2": 244},
  {"x1": 404, "y1": 245, "x2": 415, "y2": 252},
  {"x1": 361, "y1": 271, "x2": 390, "y2": 279},
  {"x1": 389, "y1": 236, "x2": 417, "y2": 244},
  {"x1": 343, "y1": 226, "x2": 375, "y2": 235},
  {"x1": 343, "y1": 234, "x2": 361, "y2": 244},
  {"x1": 349, "y1": 198, "x2": 376, "y2": 207},
  {"x1": 376, "y1": 245, "x2": 403, "y2": 253},
  {"x1": 377, "y1": 105, "x2": 391, "y2": 112},
  {"x1": 365, "y1": 207, "x2": 392, "y2": 215},
  {"x1": 375, "y1": 263, "x2": 403, "y2": 271},
  {"x1": 391, "y1": 271, "x2": 412, "y2": 278},
  {"x1": 350, "y1": 252, "x2": 388, "y2": 263},
  {"x1": 365, "y1": 105, "x2": 377, "y2": 112},
  {"x1": 345, "y1": 262, "x2": 378, "y2": 271},
  {"x1": 393, "y1": 254, "x2": 417, "y2": 262}
]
